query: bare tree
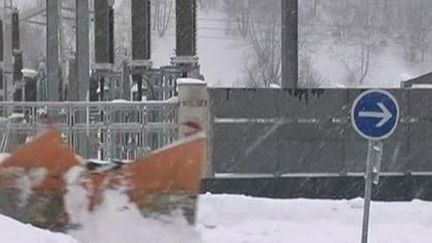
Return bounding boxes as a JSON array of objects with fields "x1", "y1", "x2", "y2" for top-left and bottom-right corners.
[
  {"x1": 197, "y1": 0, "x2": 221, "y2": 11},
  {"x1": 399, "y1": 0, "x2": 432, "y2": 62},
  {"x1": 298, "y1": 53, "x2": 322, "y2": 88},
  {"x1": 222, "y1": 0, "x2": 281, "y2": 87},
  {"x1": 298, "y1": 40, "x2": 323, "y2": 87},
  {"x1": 153, "y1": 0, "x2": 173, "y2": 37},
  {"x1": 245, "y1": 17, "x2": 281, "y2": 87},
  {"x1": 235, "y1": 1, "x2": 251, "y2": 37},
  {"x1": 229, "y1": 0, "x2": 324, "y2": 87},
  {"x1": 223, "y1": 0, "x2": 251, "y2": 37},
  {"x1": 334, "y1": 41, "x2": 374, "y2": 85}
]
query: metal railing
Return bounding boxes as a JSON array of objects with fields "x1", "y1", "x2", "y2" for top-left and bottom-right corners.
[{"x1": 0, "y1": 101, "x2": 179, "y2": 161}]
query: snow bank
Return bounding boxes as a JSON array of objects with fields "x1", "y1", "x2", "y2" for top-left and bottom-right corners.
[
  {"x1": 64, "y1": 167, "x2": 202, "y2": 243},
  {"x1": 68, "y1": 190, "x2": 201, "y2": 243},
  {"x1": 197, "y1": 194, "x2": 432, "y2": 243},
  {"x1": 1, "y1": 193, "x2": 431, "y2": 243},
  {"x1": 0, "y1": 215, "x2": 77, "y2": 243}
]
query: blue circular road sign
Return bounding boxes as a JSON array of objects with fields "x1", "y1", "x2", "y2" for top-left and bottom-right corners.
[{"x1": 351, "y1": 90, "x2": 400, "y2": 140}]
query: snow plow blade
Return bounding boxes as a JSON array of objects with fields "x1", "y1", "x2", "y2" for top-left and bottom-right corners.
[
  {"x1": 86, "y1": 135, "x2": 206, "y2": 224},
  {"x1": 0, "y1": 129, "x2": 206, "y2": 231},
  {"x1": 0, "y1": 129, "x2": 80, "y2": 231},
  {"x1": 121, "y1": 135, "x2": 205, "y2": 223}
]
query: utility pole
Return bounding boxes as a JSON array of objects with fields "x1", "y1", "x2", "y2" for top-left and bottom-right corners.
[{"x1": 281, "y1": 0, "x2": 298, "y2": 89}]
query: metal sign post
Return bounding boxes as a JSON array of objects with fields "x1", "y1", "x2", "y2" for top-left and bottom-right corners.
[
  {"x1": 351, "y1": 90, "x2": 399, "y2": 243},
  {"x1": 361, "y1": 140, "x2": 383, "y2": 243}
]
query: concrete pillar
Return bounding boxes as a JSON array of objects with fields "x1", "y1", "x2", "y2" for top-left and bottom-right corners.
[
  {"x1": 0, "y1": 19, "x2": 4, "y2": 101},
  {"x1": 131, "y1": 0, "x2": 151, "y2": 60},
  {"x1": 11, "y1": 10, "x2": 19, "y2": 52},
  {"x1": 173, "y1": 0, "x2": 201, "y2": 79},
  {"x1": 131, "y1": 0, "x2": 151, "y2": 101},
  {"x1": 94, "y1": 0, "x2": 110, "y2": 64},
  {"x1": 3, "y1": 6, "x2": 12, "y2": 102},
  {"x1": 176, "y1": 0, "x2": 196, "y2": 57},
  {"x1": 76, "y1": 0, "x2": 90, "y2": 102},
  {"x1": 108, "y1": 5, "x2": 114, "y2": 64},
  {"x1": 12, "y1": 52, "x2": 22, "y2": 86},
  {"x1": 121, "y1": 60, "x2": 131, "y2": 101},
  {"x1": 177, "y1": 78, "x2": 212, "y2": 178},
  {"x1": 46, "y1": 0, "x2": 60, "y2": 101},
  {"x1": 94, "y1": 0, "x2": 114, "y2": 102},
  {"x1": 0, "y1": 19, "x2": 3, "y2": 63},
  {"x1": 11, "y1": 10, "x2": 22, "y2": 84},
  {"x1": 68, "y1": 58, "x2": 78, "y2": 101},
  {"x1": 281, "y1": 0, "x2": 298, "y2": 89},
  {"x1": 75, "y1": 0, "x2": 91, "y2": 158},
  {"x1": 11, "y1": 9, "x2": 22, "y2": 102}
]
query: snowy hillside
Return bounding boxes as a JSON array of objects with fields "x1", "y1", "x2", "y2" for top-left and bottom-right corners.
[{"x1": 1, "y1": 194, "x2": 431, "y2": 243}]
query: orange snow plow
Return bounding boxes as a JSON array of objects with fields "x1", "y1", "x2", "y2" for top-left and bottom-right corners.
[{"x1": 0, "y1": 127, "x2": 206, "y2": 231}]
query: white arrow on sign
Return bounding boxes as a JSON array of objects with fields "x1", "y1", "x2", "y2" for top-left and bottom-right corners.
[{"x1": 359, "y1": 103, "x2": 392, "y2": 128}]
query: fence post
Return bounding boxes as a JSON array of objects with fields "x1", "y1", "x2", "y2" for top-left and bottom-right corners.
[{"x1": 177, "y1": 78, "x2": 212, "y2": 178}]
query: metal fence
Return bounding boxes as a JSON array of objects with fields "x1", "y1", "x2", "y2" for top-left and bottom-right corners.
[{"x1": 0, "y1": 101, "x2": 178, "y2": 161}]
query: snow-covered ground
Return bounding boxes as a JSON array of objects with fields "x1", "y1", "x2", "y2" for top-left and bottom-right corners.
[
  {"x1": 1, "y1": 194, "x2": 431, "y2": 243},
  {"x1": 197, "y1": 194, "x2": 432, "y2": 243},
  {"x1": 0, "y1": 215, "x2": 77, "y2": 243}
]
